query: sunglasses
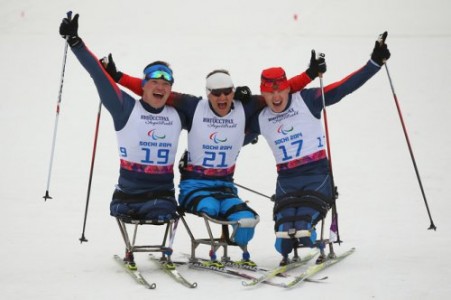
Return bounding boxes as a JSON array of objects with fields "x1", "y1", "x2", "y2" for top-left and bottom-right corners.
[
  {"x1": 145, "y1": 70, "x2": 174, "y2": 83},
  {"x1": 209, "y1": 88, "x2": 234, "y2": 97}
]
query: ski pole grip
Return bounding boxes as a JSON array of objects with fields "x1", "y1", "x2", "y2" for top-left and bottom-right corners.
[{"x1": 67, "y1": 11, "x2": 72, "y2": 20}]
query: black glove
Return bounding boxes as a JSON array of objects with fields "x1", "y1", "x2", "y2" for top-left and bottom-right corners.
[
  {"x1": 59, "y1": 13, "x2": 81, "y2": 47},
  {"x1": 234, "y1": 86, "x2": 252, "y2": 103},
  {"x1": 306, "y1": 50, "x2": 326, "y2": 80},
  {"x1": 100, "y1": 54, "x2": 123, "y2": 82},
  {"x1": 371, "y1": 31, "x2": 391, "y2": 66}
]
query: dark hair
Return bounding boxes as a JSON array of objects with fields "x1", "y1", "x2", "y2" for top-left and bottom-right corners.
[
  {"x1": 143, "y1": 60, "x2": 173, "y2": 73},
  {"x1": 206, "y1": 69, "x2": 230, "y2": 79}
]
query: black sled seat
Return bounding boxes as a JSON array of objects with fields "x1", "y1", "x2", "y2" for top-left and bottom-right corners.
[
  {"x1": 178, "y1": 209, "x2": 259, "y2": 262},
  {"x1": 115, "y1": 216, "x2": 179, "y2": 266}
]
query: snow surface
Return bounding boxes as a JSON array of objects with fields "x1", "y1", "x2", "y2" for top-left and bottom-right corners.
[{"x1": 1, "y1": 0, "x2": 451, "y2": 299}]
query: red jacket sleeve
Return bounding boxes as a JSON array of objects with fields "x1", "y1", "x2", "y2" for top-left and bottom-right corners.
[
  {"x1": 119, "y1": 74, "x2": 144, "y2": 96},
  {"x1": 288, "y1": 71, "x2": 312, "y2": 93}
]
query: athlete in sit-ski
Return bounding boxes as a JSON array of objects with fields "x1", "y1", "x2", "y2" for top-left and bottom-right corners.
[
  {"x1": 59, "y1": 13, "x2": 187, "y2": 223},
  {"x1": 249, "y1": 32, "x2": 391, "y2": 265},
  {"x1": 59, "y1": 13, "x2": 189, "y2": 268},
  {"x1": 102, "y1": 56, "x2": 324, "y2": 265}
]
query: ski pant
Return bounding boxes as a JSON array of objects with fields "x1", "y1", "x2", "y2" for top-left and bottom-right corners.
[
  {"x1": 179, "y1": 179, "x2": 257, "y2": 247},
  {"x1": 274, "y1": 172, "x2": 333, "y2": 256},
  {"x1": 110, "y1": 189, "x2": 178, "y2": 221}
]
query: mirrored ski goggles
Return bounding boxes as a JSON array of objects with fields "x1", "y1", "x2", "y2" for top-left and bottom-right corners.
[
  {"x1": 143, "y1": 65, "x2": 174, "y2": 84},
  {"x1": 208, "y1": 87, "x2": 234, "y2": 97}
]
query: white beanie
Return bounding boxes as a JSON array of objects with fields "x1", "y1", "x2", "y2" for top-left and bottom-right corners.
[{"x1": 206, "y1": 72, "x2": 234, "y2": 92}]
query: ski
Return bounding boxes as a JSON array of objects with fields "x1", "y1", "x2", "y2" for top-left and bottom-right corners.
[
  {"x1": 188, "y1": 260, "x2": 252, "y2": 279},
  {"x1": 181, "y1": 254, "x2": 258, "y2": 272},
  {"x1": 180, "y1": 252, "x2": 324, "y2": 286},
  {"x1": 113, "y1": 255, "x2": 156, "y2": 289},
  {"x1": 149, "y1": 254, "x2": 198, "y2": 288},
  {"x1": 282, "y1": 247, "x2": 356, "y2": 288},
  {"x1": 181, "y1": 253, "x2": 287, "y2": 276},
  {"x1": 241, "y1": 249, "x2": 319, "y2": 287},
  {"x1": 187, "y1": 260, "x2": 285, "y2": 287},
  {"x1": 172, "y1": 256, "x2": 284, "y2": 286}
]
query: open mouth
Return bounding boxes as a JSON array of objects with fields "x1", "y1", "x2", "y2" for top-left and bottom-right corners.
[
  {"x1": 273, "y1": 99, "x2": 282, "y2": 107},
  {"x1": 153, "y1": 92, "x2": 165, "y2": 100},
  {"x1": 218, "y1": 102, "x2": 227, "y2": 110}
]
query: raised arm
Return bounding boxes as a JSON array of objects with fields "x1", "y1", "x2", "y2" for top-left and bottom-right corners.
[
  {"x1": 301, "y1": 32, "x2": 391, "y2": 117},
  {"x1": 288, "y1": 50, "x2": 326, "y2": 93},
  {"x1": 59, "y1": 13, "x2": 135, "y2": 131}
]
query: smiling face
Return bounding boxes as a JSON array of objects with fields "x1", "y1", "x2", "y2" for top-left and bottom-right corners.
[
  {"x1": 261, "y1": 88, "x2": 290, "y2": 113},
  {"x1": 259, "y1": 67, "x2": 291, "y2": 113},
  {"x1": 205, "y1": 70, "x2": 235, "y2": 117},
  {"x1": 207, "y1": 87, "x2": 235, "y2": 117},
  {"x1": 140, "y1": 62, "x2": 174, "y2": 109},
  {"x1": 142, "y1": 78, "x2": 172, "y2": 109}
]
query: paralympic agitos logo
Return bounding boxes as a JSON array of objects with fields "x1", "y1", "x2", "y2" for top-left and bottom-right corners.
[
  {"x1": 209, "y1": 132, "x2": 227, "y2": 144},
  {"x1": 147, "y1": 129, "x2": 166, "y2": 140},
  {"x1": 277, "y1": 124, "x2": 294, "y2": 135}
]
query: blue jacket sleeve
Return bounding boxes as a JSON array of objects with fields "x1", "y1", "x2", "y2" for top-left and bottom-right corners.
[
  {"x1": 241, "y1": 95, "x2": 265, "y2": 145},
  {"x1": 168, "y1": 92, "x2": 202, "y2": 131},
  {"x1": 247, "y1": 113, "x2": 261, "y2": 136},
  {"x1": 300, "y1": 60, "x2": 381, "y2": 118},
  {"x1": 70, "y1": 41, "x2": 136, "y2": 131}
]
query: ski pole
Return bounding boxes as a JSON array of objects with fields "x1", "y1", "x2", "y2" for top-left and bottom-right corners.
[
  {"x1": 235, "y1": 182, "x2": 272, "y2": 200},
  {"x1": 43, "y1": 11, "x2": 72, "y2": 201},
  {"x1": 384, "y1": 63, "x2": 437, "y2": 231},
  {"x1": 319, "y1": 69, "x2": 341, "y2": 244},
  {"x1": 79, "y1": 101, "x2": 102, "y2": 243}
]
